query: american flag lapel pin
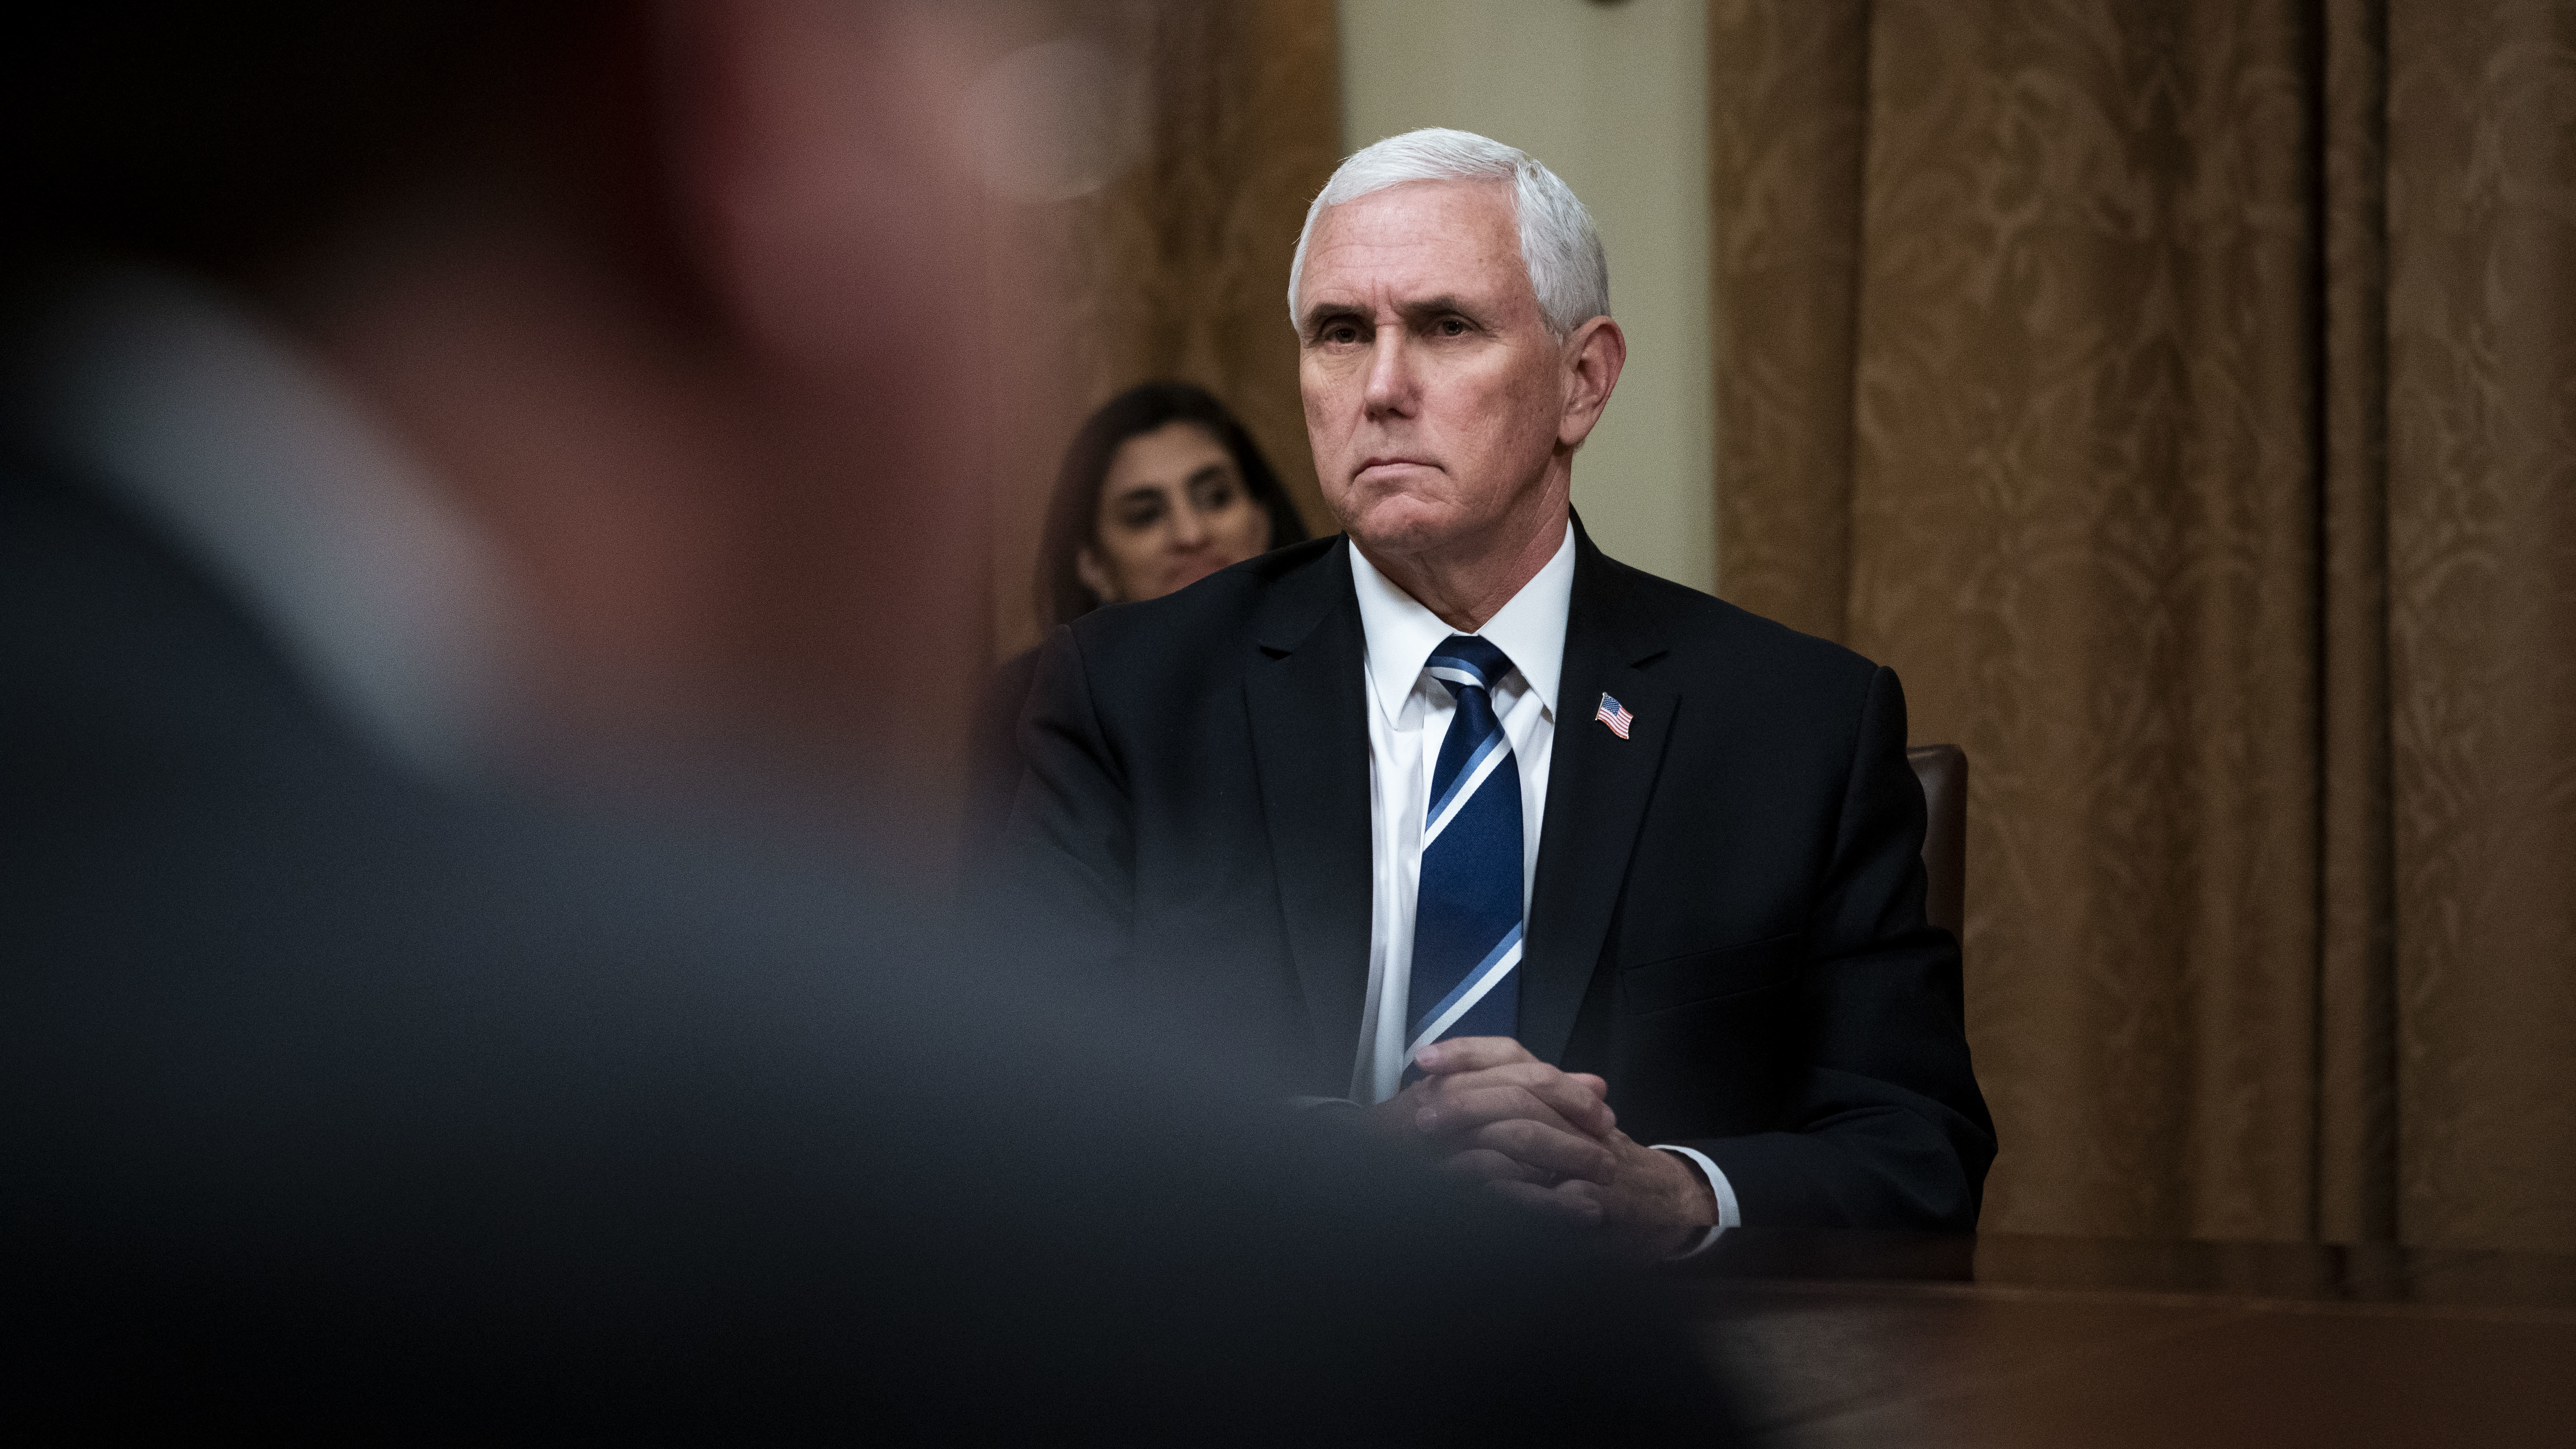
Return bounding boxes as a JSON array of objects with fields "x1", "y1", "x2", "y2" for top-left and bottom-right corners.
[{"x1": 1594, "y1": 692, "x2": 1633, "y2": 740}]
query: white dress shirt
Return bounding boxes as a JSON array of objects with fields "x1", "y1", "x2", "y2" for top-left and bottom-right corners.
[{"x1": 1345, "y1": 522, "x2": 1741, "y2": 1239}]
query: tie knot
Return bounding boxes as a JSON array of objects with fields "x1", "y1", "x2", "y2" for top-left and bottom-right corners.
[{"x1": 1425, "y1": 634, "x2": 1513, "y2": 695}]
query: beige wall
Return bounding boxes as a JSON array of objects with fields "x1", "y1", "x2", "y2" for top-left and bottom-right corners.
[{"x1": 1337, "y1": 0, "x2": 1714, "y2": 594}]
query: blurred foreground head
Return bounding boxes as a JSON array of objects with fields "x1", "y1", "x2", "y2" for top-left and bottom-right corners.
[
  {"x1": 0, "y1": 4, "x2": 1738, "y2": 1439},
  {"x1": 6, "y1": 0, "x2": 996, "y2": 823}
]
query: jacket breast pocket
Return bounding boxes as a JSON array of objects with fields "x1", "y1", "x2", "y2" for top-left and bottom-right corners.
[{"x1": 1620, "y1": 932, "x2": 1801, "y2": 1016}]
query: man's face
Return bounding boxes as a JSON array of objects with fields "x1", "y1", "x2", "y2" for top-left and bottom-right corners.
[{"x1": 1296, "y1": 180, "x2": 1571, "y2": 560}]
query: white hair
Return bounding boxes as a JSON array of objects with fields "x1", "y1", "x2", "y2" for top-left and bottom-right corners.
[{"x1": 1286, "y1": 127, "x2": 1610, "y2": 337}]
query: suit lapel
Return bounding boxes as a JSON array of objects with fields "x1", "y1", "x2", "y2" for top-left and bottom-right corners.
[
  {"x1": 1243, "y1": 539, "x2": 1375, "y2": 1067},
  {"x1": 1522, "y1": 525, "x2": 1678, "y2": 1064}
]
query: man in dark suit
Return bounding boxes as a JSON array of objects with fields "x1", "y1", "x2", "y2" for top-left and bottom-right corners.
[{"x1": 1000, "y1": 128, "x2": 1994, "y2": 1250}]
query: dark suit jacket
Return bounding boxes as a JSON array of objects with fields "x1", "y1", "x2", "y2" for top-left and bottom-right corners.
[
  {"x1": 1, "y1": 466, "x2": 1736, "y2": 1439},
  {"x1": 999, "y1": 518, "x2": 1996, "y2": 1230}
]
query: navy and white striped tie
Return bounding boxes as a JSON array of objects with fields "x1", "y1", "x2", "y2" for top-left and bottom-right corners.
[{"x1": 1405, "y1": 635, "x2": 1523, "y2": 1069}]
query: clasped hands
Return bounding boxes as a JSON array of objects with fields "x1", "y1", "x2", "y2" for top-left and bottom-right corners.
[{"x1": 1368, "y1": 1037, "x2": 1716, "y2": 1254}]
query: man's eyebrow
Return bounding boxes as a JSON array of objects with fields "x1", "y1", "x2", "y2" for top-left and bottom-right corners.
[
  {"x1": 1395, "y1": 295, "x2": 1481, "y2": 320},
  {"x1": 1300, "y1": 295, "x2": 1491, "y2": 338},
  {"x1": 1299, "y1": 301, "x2": 1367, "y2": 336}
]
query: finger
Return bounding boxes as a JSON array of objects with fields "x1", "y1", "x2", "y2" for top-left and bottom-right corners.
[
  {"x1": 1488, "y1": 1178, "x2": 1605, "y2": 1224},
  {"x1": 1418, "y1": 1057, "x2": 1605, "y2": 1099},
  {"x1": 1417, "y1": 1083, "x2": 1575, "y2": 1136},
  {"x1": 1365, "y1": 1081, "x2": 1436, "y2": 1139},
  {"x1": 1416, "y1": 1065, "x2": 1616, "y2": 1138},
  {"x1": 1464, "y1": 1120, "x2": 1619, "y2": 1185},
  {"x1": 1552, "y1": 1178, "x2": 1608, "y2": 1214},
  {"x1": 1410, "y1": 1036, "x2": 1537, "y2": 1076},
  {"x1": 1415, "y1": 1082, "x2": 1613, "y2": 1142},
  {"x1": 1436, "y1": 1147, "x2": 1551, "y2": 1186}
]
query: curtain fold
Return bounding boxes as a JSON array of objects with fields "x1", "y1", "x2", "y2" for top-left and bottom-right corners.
[
  {"x1": 2317, "y1": 0, "x2": 2397, "y2": 1251},
  {"x1": 1712, "y1": 0, "x2": 2573, "y2": 1250},
  {"x1": 985, "y1": 0, "x2": 1339, "y2": 658},
  {"x1": 2384, "y1": 0, "x2": 2576, "y2": 1252},
  {"x1": 1709, "y1": 0, "x2": 1869, "y2": 643}
]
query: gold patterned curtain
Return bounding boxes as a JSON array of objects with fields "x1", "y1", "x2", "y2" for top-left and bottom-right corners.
[
  {"x1": 984, "y1": 0, "x2": 1340, "y2": 659},
  {"x1": 1712, "y1": 0, "x2": 2575, "y2": 1251}
]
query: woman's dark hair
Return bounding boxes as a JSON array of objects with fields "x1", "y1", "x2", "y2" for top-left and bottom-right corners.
[{"x1": 1036, "y1": 381, "x2": 1311, "y2": 628}]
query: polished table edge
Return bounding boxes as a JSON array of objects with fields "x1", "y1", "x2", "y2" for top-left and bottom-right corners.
[{"x1": 1664, "y1": 1227, "x2": 2576, "y2": 1314}]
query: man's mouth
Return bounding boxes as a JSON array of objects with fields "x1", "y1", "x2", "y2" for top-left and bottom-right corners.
[{"x1": 1355, "y1": 456, "x2": 1434, "y2": 479}]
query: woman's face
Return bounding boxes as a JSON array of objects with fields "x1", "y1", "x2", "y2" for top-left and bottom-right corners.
[{"x1": 1077, "y1": 420, "x2": 1276, "y2": 604}]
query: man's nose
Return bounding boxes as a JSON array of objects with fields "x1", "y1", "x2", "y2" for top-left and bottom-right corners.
[{"x1": 1361, "y1": 331, "x2": 1414, "y2": 418}]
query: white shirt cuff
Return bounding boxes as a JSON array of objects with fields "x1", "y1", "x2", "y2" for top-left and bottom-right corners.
[{"x1": 1650, "y1": 1144, "x2": 1741, "y2": 1260}]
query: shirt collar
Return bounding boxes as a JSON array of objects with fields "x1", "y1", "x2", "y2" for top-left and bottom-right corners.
[{"x1": 1349, "y1": 517, "x2": 1574, "y2": 720}]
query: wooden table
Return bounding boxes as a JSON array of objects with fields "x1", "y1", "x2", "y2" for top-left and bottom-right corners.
[{"x1": 1677, "y1": 1230, "x2": 2576, "y2": 1447}]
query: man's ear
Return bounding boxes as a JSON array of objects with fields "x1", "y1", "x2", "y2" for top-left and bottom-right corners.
[
  {"x1": 1075, "y1": 545, "x2": 1120, "y2": 605},
  {"x1": 1558, "y1": 316, "x2": 1627, "y2": 450}
]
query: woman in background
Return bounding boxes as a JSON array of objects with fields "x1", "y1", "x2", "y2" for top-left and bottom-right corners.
[{"x1": 969, "y1": 381, "x2": 1310, "y2": 844}]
